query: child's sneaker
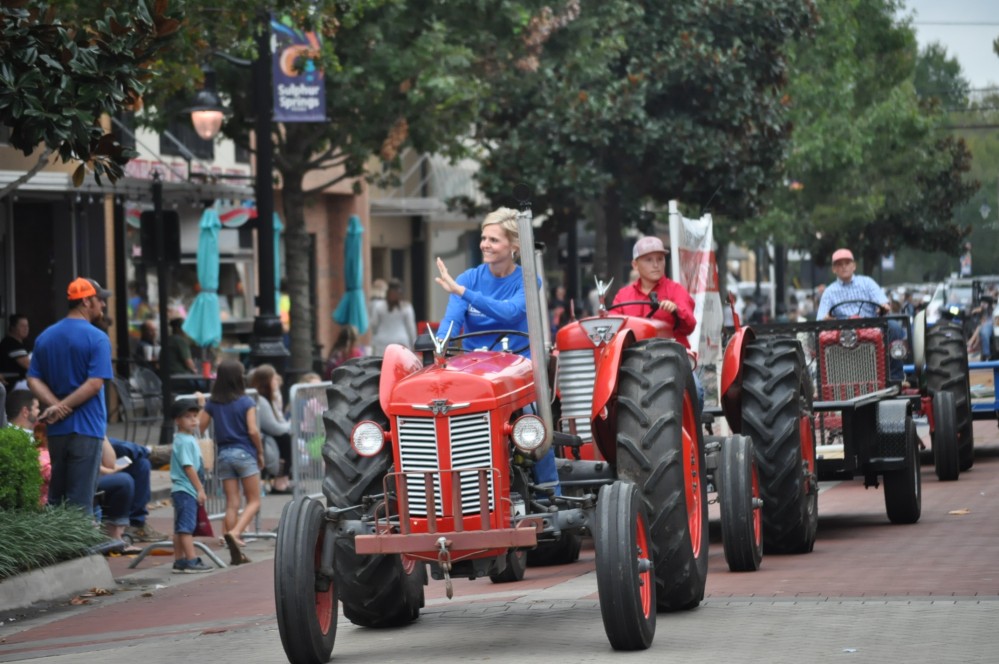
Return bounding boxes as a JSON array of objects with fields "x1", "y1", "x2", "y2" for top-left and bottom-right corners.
[
  {"x1": 172, "y1": 558, "x2": 212, "y2": 574},
  {"x1": 182, "y1": 557, "x2": 213, "y2": 574}
]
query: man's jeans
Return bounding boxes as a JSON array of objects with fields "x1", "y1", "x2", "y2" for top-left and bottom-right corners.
[
  {"x1": 97, "y1": 472, "x2": 135, "y2": 526},
  {"x1": 109, "y1": 438, "x2": 152, "y2": 525},
  {"x1": 47, "y1": 434, "x2": 102, "y2": 515},
  {"x1": 981, "y1": 320, "x2": 994, "y2": 361}
]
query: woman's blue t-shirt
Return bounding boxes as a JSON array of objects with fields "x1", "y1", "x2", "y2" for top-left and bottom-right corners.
[
  {"x1": 437, "y1": 263, "x2": 539, "y2": 358},
  {"x1": 205, "y1": 395, "x2": 256, "y2": 457}
]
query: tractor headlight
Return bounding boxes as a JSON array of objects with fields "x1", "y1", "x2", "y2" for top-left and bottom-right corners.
[
  {"x1": 889, "y1": 340, "x2": 908, "y2": 360},
  {"x1": 351, "y1": 421, "x2": 386, "y2": 457},
  {"x1": 511, "y1": 415, "x2": 547, "y2": 455}
]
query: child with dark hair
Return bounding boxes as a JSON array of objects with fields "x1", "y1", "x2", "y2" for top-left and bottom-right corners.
[
  {"x1": 170, "y1": 398, "x2": 211, "y2": 573},
  {"x1": 198, "y1": 358, "x2": 261, "y2": 565}
]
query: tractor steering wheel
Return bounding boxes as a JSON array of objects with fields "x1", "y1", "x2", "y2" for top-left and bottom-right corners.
[
  {"x1": 827, "y1": 299, "x2": 887, "y2": 319},
  {"x1": 450, "y1": 329, "x2": 531, "y2": 355},
  {"x1": 606, "y1": 300, "x2": 667, "y2": 320}
]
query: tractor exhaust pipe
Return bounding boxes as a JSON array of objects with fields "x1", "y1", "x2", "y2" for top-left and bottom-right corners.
[{"x1": 516, "y1": 206, "x2": 554, "y2": 457}]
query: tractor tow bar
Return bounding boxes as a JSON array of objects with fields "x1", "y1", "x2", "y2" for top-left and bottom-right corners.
[{"x1": 436, "y1": 536, "x2": 454, "y2": 599}]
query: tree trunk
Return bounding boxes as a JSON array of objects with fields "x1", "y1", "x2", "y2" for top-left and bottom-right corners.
[
  {"x1": 604, "y1": 188, "x2": 625, "y2": 300},
  {"x1": 588, "y1": 198, "x2": 608, "y2": 285},
  {"x1": 279, "y1": 173, "x2": 315, "y2": 374}
]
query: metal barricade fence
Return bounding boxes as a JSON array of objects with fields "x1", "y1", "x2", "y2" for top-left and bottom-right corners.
[{"x1": 289, "y1": 381, "x2": 331, "y2": 500}]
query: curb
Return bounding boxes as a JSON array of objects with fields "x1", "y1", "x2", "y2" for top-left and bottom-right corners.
[{"x1": 0, "y1": 554, "x2": 115, "y2": 612}]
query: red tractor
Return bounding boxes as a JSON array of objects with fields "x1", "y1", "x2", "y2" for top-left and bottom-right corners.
[
  {"x1": 743, "y1": 298, "x2": 969, "y2": 528},
  {"x1": 274, "y1": 210, "x2": 778, "y2": 663}
]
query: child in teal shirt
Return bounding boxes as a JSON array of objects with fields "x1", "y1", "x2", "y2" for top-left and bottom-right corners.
[{"x1": 170, "y1": 398, "x2": 211, "y2": 574}]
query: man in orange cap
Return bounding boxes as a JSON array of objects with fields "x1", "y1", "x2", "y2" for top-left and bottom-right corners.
[{"x1": 26, "y1": 277, "x2": 114, "y2": 514}]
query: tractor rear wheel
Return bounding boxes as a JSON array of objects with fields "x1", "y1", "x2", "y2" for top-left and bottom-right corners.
[
  {"x1": 932, "y1": 390, "x2": 960, "y2": 482},
  {"x1": 275, "y1": 496, "x2": 337, "y2": 664},
  {"x1": 925, "y1": 322, "x2": 974, "y2": 471},
  {"x1": 718, "y1": 434, "x2": 763, "y2": 572},
  {"x1": 323, "y1": 358, "x2": 426, "y2": 627},
  {"x1": 884, "y1": 416, "x2": 922, "y2": 524},
  {"x1": 615, "y1": 340, "x2": 708, "y2": 612},
  {"x1": 595, "y1": 481, "x2": 655, "y2": 651},
  {"x1": 741, "y1": 337, "x2": 818, "y2": 554}
]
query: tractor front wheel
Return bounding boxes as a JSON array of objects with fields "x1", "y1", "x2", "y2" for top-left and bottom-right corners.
[
  {"x1": 595, "y1": 481, "x2": 655, "y2": 651},
  {"x1": 718, "y1": 434, "x2": 763, "y2": 572},
  {"x1": 932, "y1": 390, "x2": 959, "y2": 482},
  {"x1": 884, "y1": 416, "x2": 922, "y2": 524},
  {"x1": 615, "y1": 340, "x2": 708, "y2": 611},
  {"x1": 526, "y1": 531, "x2": 582, "y2": 567},
  {"x1": 275, "y1": 496, "x2": 337, "y2": 664},
  {"x1": 489, "y1": 548, "x2": 527, "y2": 583}
]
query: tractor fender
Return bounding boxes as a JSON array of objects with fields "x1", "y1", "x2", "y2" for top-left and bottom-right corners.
[
  {"x1": 378, "y1": 343, "x2": 424, "y2": 412},
  {"x1": 720, "y1": 326, "x2": 756, "y2": 433},
  {"x1": 874, "y1": 399, "x2": 912, "y2": 461},
  {"x1": 591, "y1": 328, "x2": 638, "y2": 422}
]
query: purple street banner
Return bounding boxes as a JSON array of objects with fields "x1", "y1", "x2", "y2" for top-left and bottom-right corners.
[{"x1": 271, "y1": 14, "x2": 326, "y2": 123}]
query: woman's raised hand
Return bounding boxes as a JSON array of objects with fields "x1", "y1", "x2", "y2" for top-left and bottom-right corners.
[{"x1": 435, "y1": 257, "x2": 463, "y2": 296}]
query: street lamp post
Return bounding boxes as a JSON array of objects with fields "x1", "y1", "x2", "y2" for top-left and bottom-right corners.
[
  {"x1": 248, "y1": 17, "x2": 287, "y2": 370},
  {"x1": 188, "y1": 15, "x2": 287, "y2": 370}
]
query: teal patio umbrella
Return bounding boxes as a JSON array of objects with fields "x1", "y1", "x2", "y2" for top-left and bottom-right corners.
[
  {"x1": 183, "y1": 206, "x2": 223, "y2": 348},
  {"x1": 274, "y1": 213, "x2": 283, "y2": 314},
  {"x1": 333, "y1": 214, "x2": 368, "y2": 334}
]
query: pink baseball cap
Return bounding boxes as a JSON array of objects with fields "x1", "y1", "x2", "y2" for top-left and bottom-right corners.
[
  {"x1": 831, "y1": 248, "x2": 854, "y2": 264},
  {"x1": 633, "y1": 236, "x2": 667, "y2": 259}
]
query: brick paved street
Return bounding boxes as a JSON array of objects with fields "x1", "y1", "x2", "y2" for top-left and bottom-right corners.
[{"x1": 2, "y1": 421, "x2": 998, "y2": 663}]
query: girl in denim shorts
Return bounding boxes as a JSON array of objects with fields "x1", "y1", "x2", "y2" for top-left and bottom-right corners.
[{"x1": 198, "y1": 359, "x2": 263, "y2": 565}]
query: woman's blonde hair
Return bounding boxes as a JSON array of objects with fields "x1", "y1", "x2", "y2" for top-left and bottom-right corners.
[{"x1": 482, "y1": 207, "x2": 520, "y2": 255}]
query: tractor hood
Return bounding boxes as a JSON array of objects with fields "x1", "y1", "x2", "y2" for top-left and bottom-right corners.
[{"x1": 386, "y1": 351, "x2": 536, "y2": 415}]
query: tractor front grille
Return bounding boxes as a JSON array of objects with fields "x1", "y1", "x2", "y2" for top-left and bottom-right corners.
[
  {"x1": 557, "y1": 349, "x2": 596, "y2": 440},
  {"x1": 397, "y1": 412, "x2": 494, "y2": 516},
  {"x1": 821, "y1": 343, "x2": 881, "y2": 400}
]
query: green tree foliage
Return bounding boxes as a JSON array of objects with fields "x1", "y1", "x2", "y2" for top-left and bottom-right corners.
[
  {"x1": 0, "y1": 1, "x2": 182, "y2": 191},
  {"x1": 134, "y1": 0, "x2": 549, "y2": 370},
  {"x1": 471, "y1": 0, "x2": 816, "y2": 286},
  {"x1": 764, "y1": 0, "x2": 977, "y2": 273},
  {"x1": 0, "y1": 426, "x2": 42, "y2": 511},
  {"x1": 914, "y1": 42, "x2": 970, "y2": 108}
]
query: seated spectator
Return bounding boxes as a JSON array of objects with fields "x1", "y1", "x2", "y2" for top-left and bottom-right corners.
[
  {"x1": 0, "y1": 313, "x2": 31, "y2": 390},
  {"x1": 164, "y1": 317, "x2": 207, "y2": 392},
  {"x1": 108, "y1": 437, "x2": 168, "y2": 542},
  {"x1": 133, "y1": 320, "x2": 160, "y2": 369},
  {"x1": 249, "y1": 364, "x2": 293, "y2": 494},
  {"x1": 5, "y1": 389, "x2": 49, "y2": 505},
  {"x1": 97, "y1": 437, "x2": 140, "y2": 551}
]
